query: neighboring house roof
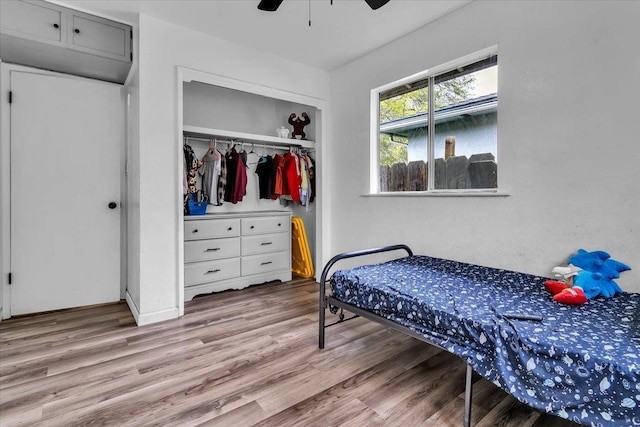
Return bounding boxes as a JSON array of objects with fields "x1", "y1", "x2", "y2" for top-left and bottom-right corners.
[{"x1": 380, "y1": 93, "x2": 497, "y2": 135}]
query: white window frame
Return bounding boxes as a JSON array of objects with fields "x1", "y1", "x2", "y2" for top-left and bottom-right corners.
[{"x1": 369, "y1": 46, "x2": 498, "y2": 195}]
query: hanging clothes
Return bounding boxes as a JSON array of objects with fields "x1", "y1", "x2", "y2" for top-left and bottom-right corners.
[
  {"x1": 270, "y1": 153, "x2": 285, "y2": 200},
  {"x1": 183, "y1": 155, "x2": 189, "y2": 197},
  {"x1": 299, "y1": 153, "x2": 309, "y2": 206},
  {"x1": 183, "y1": 143, "x2": 201, "y2": 214},
  {"x1": 255, "y1": 155, "x2": 275, "y2": 199},
  {"x1": 232, "y1": 150, "x2": 248, "y2": 203},
  {"x1": 283, "y1": 152, "x2": 301, "y2": 203},
  {"x1": 199, "y1": 148, "x2": 221, "y2": 205},
  {"x1": 302, "y1": 154, "x2": 316, "y2": 204},
  {"x1": 307, "y1": 154, "x2": 316, "y2": 203},
  {"x1": 224, "y1": 147, "x2": 248, "y2": 204},
  {"x1": 183, "y1": 144, "x2": 200, "y2": 196},
  {"x1": 223, "y1": 148, "x2": 237, "y2": 203},
  {"x1": 216, "y1": 151, "x2": 227, "y2": 206}
]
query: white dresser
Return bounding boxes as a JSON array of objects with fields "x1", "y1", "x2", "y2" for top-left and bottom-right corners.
[{"x1": 184, "y1": 211, "x2": 292, "y2": 301}]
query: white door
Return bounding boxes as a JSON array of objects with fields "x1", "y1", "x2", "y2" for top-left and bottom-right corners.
[{"x1": 10, "y1": 71, "x2": 122, "y2": 315}]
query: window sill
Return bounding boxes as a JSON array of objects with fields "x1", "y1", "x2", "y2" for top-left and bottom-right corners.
[{"x1": 363, "y1": 190, "x2": 510, "y2": 198}]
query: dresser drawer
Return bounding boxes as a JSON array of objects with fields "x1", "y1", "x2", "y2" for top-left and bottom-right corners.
[
  {"x1": 185, "y1": 218, "x2": 240, "y2": 241},
  {"x1": 184, "y1": 258, "x2": 240, "y2": 286},
  {"x1": 242, "y1": 251, "x2": 289, "y2": 276},
  {"x1": 184, "y1": 237, "x2": 240, "y2": 263},
  {"x1": 241, "y1": 233, "x2": 289, "y2": 256},
  {"x1": 241, "y1": 216, "x2": 289, "y2": 236}
]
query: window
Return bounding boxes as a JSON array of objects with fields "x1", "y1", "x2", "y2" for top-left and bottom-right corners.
[{"x1": 373, "y1": 51, "x2": 498, "y2": 193}]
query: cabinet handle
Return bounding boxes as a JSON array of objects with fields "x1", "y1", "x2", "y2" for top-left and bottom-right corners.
[
  {"x1": 193, "y1": 229, "x2": 198, "y2": 233},
  {"x1": 261, "y1": 261, "x2": 273, "y2": 266},
  {"x1": 260, "y1": 242, "x2": 273, "y2": 246},
  {"x1": 205, "y1": 248, "x2": 221, "y2": 252},
  {"x1": 53, "y1": 23, "x2": 59, "y2": 29},
  {"x1": 206, "y1": 269, "x2": 221, "y2": 274},
  {"x1": 227, "y1": 227, "x2": 233, "y2": 231},
  {"x1": 278, "y1": 223, "x2": 282, "y2": 226},
  {"x1": 250, "y1": 225, "x2": 255, "y2": 229},
  {"x1": 74, "y1": 28, "x2": 80, "y2": 34}
]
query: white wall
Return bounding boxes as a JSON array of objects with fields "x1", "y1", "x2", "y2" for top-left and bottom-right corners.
[
  {"x1": 131, "y1": 14, "x2": 330, "y2": 323},
  {"x1": 328, "y1": 1, "x2": 640, "y2": 292}
]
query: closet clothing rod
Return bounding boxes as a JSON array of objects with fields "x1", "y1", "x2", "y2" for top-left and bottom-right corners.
[{"x1": 183, "y1": 135, "x2": 307, "y2": 151}]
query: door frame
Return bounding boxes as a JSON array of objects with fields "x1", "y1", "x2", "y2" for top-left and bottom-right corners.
[
  {"x1": 176, "y1": 67, "x2": 328, "y2": 316},
  {"x1": 0, "y1": 62, "x2": 127, "y2": 319}
]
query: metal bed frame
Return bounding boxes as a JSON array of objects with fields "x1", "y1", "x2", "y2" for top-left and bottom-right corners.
[{"x1": 318, "y1": 244, "x2": 475, "y2": 427}]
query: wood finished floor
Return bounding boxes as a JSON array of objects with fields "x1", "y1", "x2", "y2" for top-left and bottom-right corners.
[{"x1": 0, "y1": 278, "x2": 579, "y2": 427}]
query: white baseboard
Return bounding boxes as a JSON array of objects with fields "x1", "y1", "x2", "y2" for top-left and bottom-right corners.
[{"x1": 125, "y1": 291, "x2": 179, "y2": 326}]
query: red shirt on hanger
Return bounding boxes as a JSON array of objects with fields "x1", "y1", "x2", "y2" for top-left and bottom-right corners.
[{"x1": 283, "y1": 152, "x2": 301, "y2": 202}]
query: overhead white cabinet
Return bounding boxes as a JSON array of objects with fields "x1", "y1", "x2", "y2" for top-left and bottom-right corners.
[
  {"x1": 0, "y1": 0, "x2": 65, "y2": 45},
  {"x1": 68, "y1": 11, "x2": 131, "y2": 62},
  {"x1": 0, "y1": 0, "x2": 132, "y2": 83}
]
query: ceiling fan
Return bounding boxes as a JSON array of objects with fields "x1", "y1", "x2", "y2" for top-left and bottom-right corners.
[{"x1": 258, "y1": 0, "x2": 391, "y2": 12}]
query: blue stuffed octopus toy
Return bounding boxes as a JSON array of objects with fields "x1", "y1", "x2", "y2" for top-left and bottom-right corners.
[{"x1": 544, "y1": 249, "x2": 631, "y2": 305}]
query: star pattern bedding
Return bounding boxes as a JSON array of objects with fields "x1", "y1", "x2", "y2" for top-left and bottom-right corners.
[{"x1": 329, "y1": 255, "x2": 640, "y2": 426}]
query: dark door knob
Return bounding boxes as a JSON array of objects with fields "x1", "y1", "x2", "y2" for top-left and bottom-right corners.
[
  {"x1": 108, "y1": 202, "x2": 117, "y2": 209},
  {"x1": 74, "y1": 28, "x2": 80, "y2": 34},
  {"x1": 53, "y1": 23, "x2": 59, "y2": 29}
]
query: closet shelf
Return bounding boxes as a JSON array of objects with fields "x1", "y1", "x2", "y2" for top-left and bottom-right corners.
[{"x1": 183, "y1": 125, "x2": 315, "y2": 149}]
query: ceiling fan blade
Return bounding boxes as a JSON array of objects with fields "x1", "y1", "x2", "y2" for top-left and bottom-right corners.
[
  {"x1": 364, "y1": 0, "x2": 390, "y2": 10},
  {"x1": 258, "y1": 0, "x2": 284, "y2": 11}
]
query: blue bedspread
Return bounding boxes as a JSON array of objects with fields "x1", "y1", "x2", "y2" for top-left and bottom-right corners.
[{"x1": 330, "y1": 255, "x2": 640, "y2": 426}]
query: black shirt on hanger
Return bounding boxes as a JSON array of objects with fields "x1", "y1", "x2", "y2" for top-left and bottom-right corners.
[{"x1": 255, "y1": 155, "x2": 275, "y2": 199}]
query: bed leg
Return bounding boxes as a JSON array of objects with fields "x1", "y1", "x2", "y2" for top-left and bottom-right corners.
[
  {"x1": 464, "y1": 364, "x2": 473, "y2": 427},
  {"x1": 319, "y1": 296, "x2": 326, "y2": 349}
]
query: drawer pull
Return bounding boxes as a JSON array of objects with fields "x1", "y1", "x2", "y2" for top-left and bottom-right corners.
[
  {"x1": 227, "y1": 227, "x2": 233, "y2": 231},
  {"x1": 250, "y1": 225, "x2": 255, "y2": 229},
  {"x1": 193, "y1": 229, "x2": 198, "y2": 233},
  {"x1": 278, "y1": 223, "x2": 282, "y2": 226},
  {"x1": 205, "y1": 248, "x2": 221, "y2": 252},
  {"x1": 74, "y1": 28, "x2": 80, "y2": 34},
  {"x1": 260, "y1": 242, "x2": 273, "y2": 246},
  {"x1": 261, "y1": 261, "x2": 273, "y2": 266},
  {"x1": 53, "y1": 23, "x2": 60, "y2": 29},
  {"x1": 206, "y1": 269, "x2": 221, "y2": 274}
]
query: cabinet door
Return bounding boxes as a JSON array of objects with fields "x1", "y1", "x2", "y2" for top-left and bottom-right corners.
[
  {"x1": 0, "y1": 0, "x2": 65, "y2": 45},
  {"x1": 68, "y1": 11, "x2": 131, "y2": 62}
]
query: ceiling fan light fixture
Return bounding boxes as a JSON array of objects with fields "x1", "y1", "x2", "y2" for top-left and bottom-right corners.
[
  {"x1": 364, "y1": 0, "x2": 391, "y2": 10},
  {"x1": 257, "y1": 0, "x2": 284, "y2": 12}
]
